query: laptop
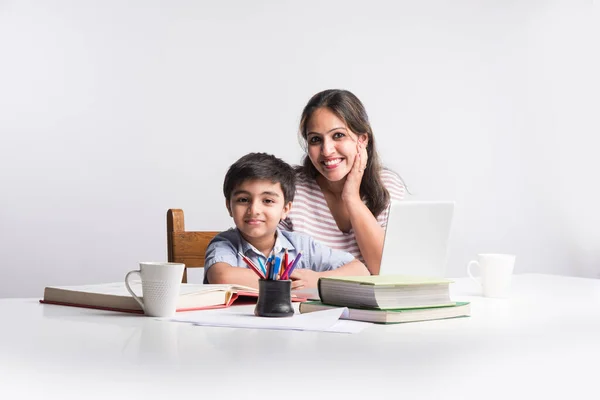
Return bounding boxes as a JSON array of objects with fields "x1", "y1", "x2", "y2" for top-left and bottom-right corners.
[
  {"x1": 293, "y1": 200, "x2": 455, "y2": 300},
  {"x1": 379, "y1": 200, "x2": 455, "y2": 277}
]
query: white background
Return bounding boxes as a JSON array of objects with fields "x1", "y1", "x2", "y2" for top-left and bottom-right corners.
[{"x1": 1, "y1": 0, "x2": 598, "y2": 297}]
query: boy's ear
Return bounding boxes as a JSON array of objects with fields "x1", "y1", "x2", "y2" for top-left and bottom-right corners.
[
  {"x1": 225, "y1": 198, "x2": 233, "y2": 217},
  {"x1": 281, "y1": 201, "x2": 292, "y2": 220}
]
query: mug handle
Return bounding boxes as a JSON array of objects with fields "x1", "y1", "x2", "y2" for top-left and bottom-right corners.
[
  {"x1": 125, "y1": 270, "x2": 145, "y2": 312},
  {"x1": 467, "y1": 260, "x2": 481, "y2": 286}
]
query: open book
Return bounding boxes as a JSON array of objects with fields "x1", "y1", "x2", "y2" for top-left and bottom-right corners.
[{"x1": 41, "y1": 281, "x2": 303, "y2": 314}]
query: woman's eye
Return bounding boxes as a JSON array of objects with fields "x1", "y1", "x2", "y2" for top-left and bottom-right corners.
[
  {"x1": 308, "y1": 136, "x2": 321, "y2": 144},
  {"x1": 333, "y1": 132, "x2": 346, "y2": 139}
]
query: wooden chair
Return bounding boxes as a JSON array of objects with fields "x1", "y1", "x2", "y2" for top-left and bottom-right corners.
[{"x1": 166, "y1": 209, "x2": 219, "y2": 283}]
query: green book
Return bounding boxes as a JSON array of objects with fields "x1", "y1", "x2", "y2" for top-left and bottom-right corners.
[
  {"x1": 318, "y1": 275, "x2": 455, "y2": 310},
  {"x1": 299, "y1": 301, "x2": 471, "y2": 324}
]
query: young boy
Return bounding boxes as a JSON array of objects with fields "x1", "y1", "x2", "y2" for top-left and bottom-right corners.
[{"x1": 204, "y1": 152, "x2": 369, "y2": 289}]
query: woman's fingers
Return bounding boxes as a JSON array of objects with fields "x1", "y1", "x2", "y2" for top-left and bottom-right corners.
[
  {"x1": 351, "y1": 143, "x2": 360, "y2": 173},
  {"x1": 355, "y1": 142, "x2": 367, "y2": 173},
  {"x1": 355, "y1": 151, "x2": 362, "y2": 173},
  {"x1": 358, "y1": 143, "x2": 369, "y2": 171},
  {"x1": 342, "y1": 142, "x2": 365, "y2": 199}
]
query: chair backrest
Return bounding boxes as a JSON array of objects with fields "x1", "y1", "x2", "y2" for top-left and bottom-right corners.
[{"x1": 166, "y1": 209, "x2": 219, "y2": 283}]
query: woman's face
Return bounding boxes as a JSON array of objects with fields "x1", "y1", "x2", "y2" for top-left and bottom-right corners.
[{"x1": 305, "y1": 107, "x2": 366, "y2": 182}]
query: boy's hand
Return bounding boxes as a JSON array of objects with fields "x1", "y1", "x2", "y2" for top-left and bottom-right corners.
[
  {"x1": 291, "y1": 279, "x2": 306, "y2": 290},
  {"x1": 289, "y1": 269, "x2": 321, "y2": 289}
]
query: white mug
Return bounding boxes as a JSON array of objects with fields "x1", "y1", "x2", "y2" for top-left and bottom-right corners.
[
  {"x1": 467, "y1": 254, "x2": 516, "y2": 298},
  {"x1": 125, "y1": 262, "x2": 185, "y2": 317}
]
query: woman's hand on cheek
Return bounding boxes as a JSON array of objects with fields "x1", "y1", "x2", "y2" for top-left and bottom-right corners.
[
  {"x1": 342, "y1": 142, "x2": 368, "y2": 202},
  {"x1": 359, "y1": 140, "x2": 369, "y2": 170}
]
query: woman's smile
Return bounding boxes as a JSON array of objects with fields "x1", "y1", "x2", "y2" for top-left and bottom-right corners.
[{"x1": 321, "y1": 157, "x2": 344, "y2": 169}]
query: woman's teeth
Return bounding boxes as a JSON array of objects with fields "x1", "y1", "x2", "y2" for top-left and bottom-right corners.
[{"x1": 323, "y1": 159, "x2": 342, "y2": 166}]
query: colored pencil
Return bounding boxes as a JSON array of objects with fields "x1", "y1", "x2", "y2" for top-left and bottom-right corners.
[
  {"x1": 257, "y1": 258, "x2": 266, "y2": 276},
  {"x1": 274, "y1": 257, "x2": 281, "y2": 280},
  {"x1": 280, "y1": 255, "x2": 291, "y2": 279},
  {"x1": 282, "y1": 252, "x2": 302, "y2": 279},
  {"x1": 238, "y1": 252, "x2": 265, "y2": 279}
]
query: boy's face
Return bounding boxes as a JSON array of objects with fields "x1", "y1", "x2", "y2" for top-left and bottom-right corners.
[{"x1": 226, "y1": 179, "x2": 292, "y2": 244}]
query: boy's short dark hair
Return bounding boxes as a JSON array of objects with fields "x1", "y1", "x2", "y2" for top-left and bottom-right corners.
[{"x1": 223, "y1": 152, "x2": 296, "y2": 203}]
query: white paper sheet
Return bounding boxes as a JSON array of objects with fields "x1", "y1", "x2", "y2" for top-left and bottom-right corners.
[{"x1": 168, "y1": 307, "x2": 368, "y2": 334}]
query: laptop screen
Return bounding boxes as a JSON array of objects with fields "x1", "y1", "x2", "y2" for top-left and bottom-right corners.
[{"x1": 379, "y1": 200, "x2": 455, "y2": 277}]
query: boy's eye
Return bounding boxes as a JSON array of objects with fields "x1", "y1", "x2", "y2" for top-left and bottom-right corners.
[{"x1": 236, "y1": 197, "x2": 249, "y2": 203}]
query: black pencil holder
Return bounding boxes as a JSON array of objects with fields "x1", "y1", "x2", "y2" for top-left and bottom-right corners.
[{"x1": 254, "y1": 279, "x2": 294, "y2": 318}]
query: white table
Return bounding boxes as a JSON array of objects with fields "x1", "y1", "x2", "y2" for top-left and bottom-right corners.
[{"x1": 1, "y1": 274, "x2": 599, "y2": 400}]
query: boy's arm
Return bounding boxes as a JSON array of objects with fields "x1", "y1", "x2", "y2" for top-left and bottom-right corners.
[
  {"x1": 204, "y1": 235, "x2": 264, "y2": 289},
  {"x1": 207, "y1": 262, "x2": 306, "y2": 290},
  {"x1": 206, "y1": 262, "x2": 261, "y2": 289}
]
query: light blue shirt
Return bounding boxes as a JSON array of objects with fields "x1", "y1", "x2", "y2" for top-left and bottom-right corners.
[{"x1": 203, "y1": 228, "x2": 355, "y2": 283}]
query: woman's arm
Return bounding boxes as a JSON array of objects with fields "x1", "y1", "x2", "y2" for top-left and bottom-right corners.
[
  {"x1": 341, "y1": 142, "x2": 386, "y2": 274},
  {"x1": 345, "y1": 198, "x2": 386, "y2": 274}
]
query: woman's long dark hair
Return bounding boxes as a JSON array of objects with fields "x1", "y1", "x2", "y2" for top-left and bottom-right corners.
[{"x1": 297, "y1": 89, "x2": 390, "y2": 218}]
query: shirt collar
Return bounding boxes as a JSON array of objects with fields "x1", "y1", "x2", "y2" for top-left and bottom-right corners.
[
  {"x1": 239, "y1": 228, "x2": 295, "y2": 257},
  {"x1": 273, "y1": 228, "x2": 295, "y2": 254}
]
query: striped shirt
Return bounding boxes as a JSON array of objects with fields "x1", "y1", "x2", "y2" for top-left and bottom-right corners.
[{"x1": 279, "y1": 169, "x2": 406, "y2": 263}]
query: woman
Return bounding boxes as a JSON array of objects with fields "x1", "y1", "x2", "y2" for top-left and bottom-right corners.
[{"x1": 280, "y1": 89, "x2": 405, "y2": 274}]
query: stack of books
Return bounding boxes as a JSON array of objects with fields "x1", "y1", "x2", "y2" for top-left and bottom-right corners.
[{"x1": 299, "y1": 275, "x2": 470, "y2": 324}]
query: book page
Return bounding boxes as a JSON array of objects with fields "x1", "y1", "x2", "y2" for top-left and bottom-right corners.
[
  {"x1": 48, "y1": 282, "x2": 140, "y2": 296},
  {"x1": 321, "y1": 275, "x2": 453, "y2": 285},
  {"x1": 47, "y1": 282, "x2": 257, "y2": 297}
]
